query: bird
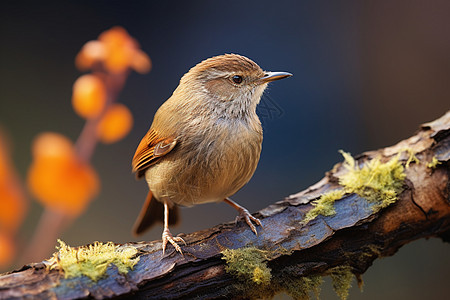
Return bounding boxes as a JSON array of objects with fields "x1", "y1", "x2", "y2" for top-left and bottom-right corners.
[{"x1": 132, "y1": 54, "x2": 292, "y2": 254}]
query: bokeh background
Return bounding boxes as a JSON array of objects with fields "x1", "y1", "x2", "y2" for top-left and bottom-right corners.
[{"x1": 1, "y1": 1, "x2": 449, "y2": 299}]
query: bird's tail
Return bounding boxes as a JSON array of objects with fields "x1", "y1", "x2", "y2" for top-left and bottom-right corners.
[{"x1": 133, "y1": 191, "x2": 179, "y2": 235}]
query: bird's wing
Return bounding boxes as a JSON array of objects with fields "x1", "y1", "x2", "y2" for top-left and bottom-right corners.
[{"x1": 132, "y1": 128, "x2": 177, "y2": 178}]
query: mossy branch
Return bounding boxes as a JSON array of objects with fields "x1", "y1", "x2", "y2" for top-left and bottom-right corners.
[{"x1": 0, "y1": 112, "x2": 449, "y2": 300}]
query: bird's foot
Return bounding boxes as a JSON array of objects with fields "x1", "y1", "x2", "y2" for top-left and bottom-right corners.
[
  {"x1": 162, "y1": 228, "x2": 186, "y2": 256},
  {"x1": 235, "y1": 207, "x2": 262, "y2": 235}
]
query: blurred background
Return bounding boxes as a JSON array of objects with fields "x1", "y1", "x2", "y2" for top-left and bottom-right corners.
[{"x1": 0, "y1": 0, "x2": 449, "y2": 299}]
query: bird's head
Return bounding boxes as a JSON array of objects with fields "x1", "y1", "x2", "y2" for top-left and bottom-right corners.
[{"x1": 175, "y1": 54, "x2": 291, "y2": 119}]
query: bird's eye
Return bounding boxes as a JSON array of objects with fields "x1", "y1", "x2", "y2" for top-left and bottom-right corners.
[{"x1": 232, "y1": 75, "x2": 243, "y2": 84}]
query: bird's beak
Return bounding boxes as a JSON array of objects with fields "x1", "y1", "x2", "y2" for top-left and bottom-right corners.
[{"x1": 258, "y1": 71, "x2": 292, "y2": 84}]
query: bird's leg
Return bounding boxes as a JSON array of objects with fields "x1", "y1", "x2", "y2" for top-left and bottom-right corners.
[
  {"x1": 162, "y1": 200, "x2": 185, "y2": 256},
  {"x1": 224, "y1": 197, "x2": 262, "y2": 234}
]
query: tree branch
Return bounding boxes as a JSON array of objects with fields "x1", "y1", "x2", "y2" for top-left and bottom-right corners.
[{"x1": 1, "y1": 112, "x2": 449, "y2": 299}]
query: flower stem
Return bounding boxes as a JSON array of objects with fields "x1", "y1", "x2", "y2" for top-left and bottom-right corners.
[
  {"x1": 22, "y1": 70, "x2": 129, "y2": 264},
  {"x1": 20, "y1": 208, "x2": 72, "y2": 264}
]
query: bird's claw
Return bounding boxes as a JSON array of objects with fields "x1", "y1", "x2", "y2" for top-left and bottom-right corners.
[
  {"x1": 162, "y1": 229, "x2": 186, "y2": 256},
  {"x1": 235, "y1": 208, "x2": 262, "y2": 235}
]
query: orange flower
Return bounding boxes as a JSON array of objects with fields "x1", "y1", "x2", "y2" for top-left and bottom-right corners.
[
  {"x1": 72, "y1": 74, "x2": 107, "y2": 119},
  {"x1": 0, "y1": 149, "x2": 8, "y2": 184},
  {"x1": 97, "y1": 103, "x2": 133, "y2": 144},
  {"x1": 75, "y1": 40, "x2": 106, "y2": 71},
  {"x1": 0, "y1": 133, "x2": 26, "y2": 233},
  {"x1": 27, "y1": 133, "x2": 100, "y2": 217},
  {"x1": 0, "y1": 146, "x2": 7, "y2": 182},
  {"x1": 0, "y1": 232, "x2": 14, "y2": 268},
  {"x1": 31, "y1": 132, "x2": 74, "y2": 161},
  {"x1": 0, "y1": 180, "x2": 26, "y2": 233},
  {"x1": 130, "y1": 49, "x2": 152, "y2": 74},
  {"x1": 75, "y1": 26, "x2": 151, "y2": 74}
]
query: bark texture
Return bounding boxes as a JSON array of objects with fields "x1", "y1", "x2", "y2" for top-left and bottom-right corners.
[{"x1": 1, "y1": 112, "x2": 449, "y2": 299}]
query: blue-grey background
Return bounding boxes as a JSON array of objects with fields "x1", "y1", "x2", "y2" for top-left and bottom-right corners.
[{"x1": 1, "y1": 1, "x2": 449, "y2": 299}]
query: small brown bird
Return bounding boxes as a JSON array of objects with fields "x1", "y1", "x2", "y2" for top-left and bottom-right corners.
[{"x1": 132, "y1": 54, "x2": 291, "y2": 254}]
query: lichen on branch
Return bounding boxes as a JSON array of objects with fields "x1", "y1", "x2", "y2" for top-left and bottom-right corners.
[{"x1": 47, "y1": 240, "x2": 139, "y2": 281}]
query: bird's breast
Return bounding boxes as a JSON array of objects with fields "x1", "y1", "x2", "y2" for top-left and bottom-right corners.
[{"x1": 146, "y1": 120, "x2": 262, "y2": 206}]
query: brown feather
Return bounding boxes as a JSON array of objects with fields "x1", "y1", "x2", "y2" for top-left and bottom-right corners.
[{"x1": 132, "y1": 129, "x2": 176, "y2": 178}]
